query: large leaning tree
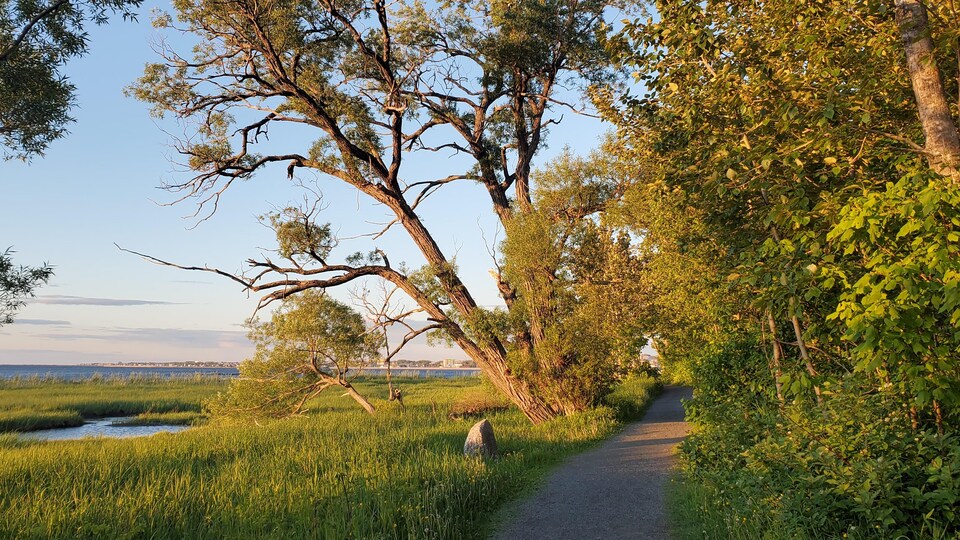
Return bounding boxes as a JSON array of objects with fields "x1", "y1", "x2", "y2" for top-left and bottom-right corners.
[
  {"x1": 1, "y1": 0, "x2": 142, "y2": 159},
  {"x1": 130, "y1": 0, "x2": 634, "y2": 423}
]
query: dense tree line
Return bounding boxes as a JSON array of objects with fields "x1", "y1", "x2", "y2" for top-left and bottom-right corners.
[{"x1": 605, "y1": 1, "x2": 960, "y2": 536}]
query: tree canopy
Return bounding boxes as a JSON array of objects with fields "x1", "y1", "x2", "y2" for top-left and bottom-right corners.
[
  {"x1": 0, "y1": 0, "x2": 142, "y2": 159},
  {"x1": 604, "y1": 0, "x2": 960, "y2": 535}
]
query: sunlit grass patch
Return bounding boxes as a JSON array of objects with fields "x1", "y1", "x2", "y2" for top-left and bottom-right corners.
[
  {"x1": 111, "y1": 411, "x2": 205, "y2": 427},
  {"x1": 666, "y1": 472, "x2": 776, "y2": 540},
  {"x1": 447, "y1": 388, "x2": 512, "y2": 419},
  {"x1": 0, "y1": 375, "x2": 660, "y2": 539},
  {"x1": 0, "y1": 409, "x2": 83, "y2": 432},
  {"x1": 0, "y1": 433, "x2": 43, "y2": 450},
  {"x1": 603, "y1": 373, "x2": 661, "y2": 421}
]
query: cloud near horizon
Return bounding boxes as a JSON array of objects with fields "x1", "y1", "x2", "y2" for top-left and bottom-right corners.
[
  {"x1": 3, "y1": 316, "x2": 467, "y2": 365},
  {"x1": 2, "y1": 326, "x2": 254, "y2": 364},
  {"x1": 13, "y1": 319, "x2": 72, "y2": 326},
  {"x1": 29, "y1": 326, "x2": 249, "y2": 347},
  {"x1": 33, "y1": 295, "x2": 182, "y2": 306}
]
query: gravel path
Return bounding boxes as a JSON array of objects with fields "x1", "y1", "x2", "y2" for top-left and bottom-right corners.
[{"x1": 490, "y1": 385, "x2": 692, "y2": 540}]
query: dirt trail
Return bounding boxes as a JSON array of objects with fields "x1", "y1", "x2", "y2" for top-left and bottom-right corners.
[{"x1": 490, "y1": 385, "x2": 692, "y2": 540}]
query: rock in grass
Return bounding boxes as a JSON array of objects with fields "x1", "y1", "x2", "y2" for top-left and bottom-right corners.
[{"x1": 463, "y1": 419, "x2": 498, "y2": 458}]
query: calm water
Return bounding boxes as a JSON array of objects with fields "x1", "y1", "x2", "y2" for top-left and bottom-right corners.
[
  {"x1": 0, "y1": 365, "x2": 479, "y2": 380},
  {"x1": 19, "y1": 417, "x2": 189, "y2": 441},
  {"x1": 0, "y1": 365, "x2": 238, "y2": 380}
]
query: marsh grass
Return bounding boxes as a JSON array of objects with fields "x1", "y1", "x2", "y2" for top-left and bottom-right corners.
[
  {"x1": 111, "y1": 411, "x2": 205, "y2": 426},
  {"x1": 0, "y1": 433, "x2": 41, "y2": 450},
  {"x1": 0, "y1": 409, "x2": 84, "y2": 432},
  {"x1": 0, "y1": 376, "x2": 226, "y2": 432},
  {"x1": 447, "y1": 389, "x2": 512, "y2": 419},
  {"x1": 0, "y1": 375, "x2": 657, "y2": 539}
]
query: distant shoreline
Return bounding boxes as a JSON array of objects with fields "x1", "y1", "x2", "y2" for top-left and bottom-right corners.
[
  {"x1": 88, "y1": 363, "x2": 239, "y2": 369},
  {"x1": 85, "y1": 363, "x2": 480, "y2": 371},
  {"x1": 0, "y1": 364, "x2": 481, "y2": 381}
]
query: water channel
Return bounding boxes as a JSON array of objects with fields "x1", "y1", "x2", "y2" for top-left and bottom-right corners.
[{"x1": 19, "y1": 417, "x2": 189, "y2": 441}]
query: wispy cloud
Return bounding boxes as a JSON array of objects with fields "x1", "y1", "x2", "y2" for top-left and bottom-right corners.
[
  {"x1": 0, "y1": 349, "x2": 129, "y2": 364},
  {"x1": 30, "y1": 326, "x2": 249, "y2": 348},
  {"x1": 33, "y1": 295, "x2": 181, "y2": 306},
  {"x1": 14, "y1": 319, "x2": 71, "y2": 326}
]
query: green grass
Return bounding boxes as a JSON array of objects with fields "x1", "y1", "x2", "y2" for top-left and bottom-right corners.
[
  {"x1": 111, "y1": 411, "x2": 205, "y2": 426},
  {"x1": 0, "y1": 375, "x2": 659, "y2": 539},
  {"x1": 0, "y1": 409, "x2": 84, "y2": 432},
  {"x1": 447, "y1": 387, "x2": 512, "y2": 419},
  {"x1": 0, "y1": 433, "x2": 42, "y2": 450},
  {"x1": 603, "y1": 373, "x2": 662, "y2": 421},
  {"x1": 666, "y1": 470, "x2": 958, "y2": 540},
  {"x1": 0, "y1": 376, "x2": 227, "y2": 432}
]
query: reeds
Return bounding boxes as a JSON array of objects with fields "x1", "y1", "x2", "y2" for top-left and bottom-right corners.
[{"x1": 111, "y1": 412, "x2": 204, "y2": 426}]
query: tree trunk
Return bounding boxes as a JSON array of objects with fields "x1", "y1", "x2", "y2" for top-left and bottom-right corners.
[
  {"x1": 766, "y1": 311, "x2": 785, "y2": 403},
  {"x1": 341, "y1": 382, "x2": 376, "y2": 415},
  {"x1": 894, "y1": 0, "x2": 960, "y2": 180},
  {"x1": 467, "y1": 341, "x2": 559, "y2": 424},
  {"x1": 790, "y1": 311, "x2": 823, "y2": 405},
  {"x1": 481, "y1": 353, "x2": 558, "y2": 423},
  {"x1": 386, "y1": 204, "x2": 561, "y2": 423}
]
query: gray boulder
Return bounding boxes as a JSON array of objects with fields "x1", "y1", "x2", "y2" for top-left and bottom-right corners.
[{"x1": 463, "y1": 419, "x2": 498, "y2": 458}]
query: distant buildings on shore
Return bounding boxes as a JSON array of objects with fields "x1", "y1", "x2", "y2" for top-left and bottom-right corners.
[
  {"x1": 90, "y1": 361, "x2": 240, "y2": 368},
  {"x1": 385, "y1": 358, "x2": 477, "y2": 369},
  {"x1": 94, "y1": 355, "x2": 654, "y2": 371},
  {"x1": 640, "y1": 353, "x2": 659, "y2": 368},
  {"x1": 91, "y1": 359, "x2": 477, "y2": 369}
]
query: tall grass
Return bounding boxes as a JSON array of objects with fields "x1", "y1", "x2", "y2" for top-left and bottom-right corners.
[
  {"x1": 603, "y1": 374, "x2": 661, "y2": 421},
  {"x1": 0, "y1": 409, "x2": 83, "y2": 432},
  {"x1": 0, "y1": 375, "x2": 658, "y2": 539},
  {"x1": 111, "y1": 412, "x2": 204, "y2": 426},
  {"x1": 0, "y1": 376, "x2": 226, "y2": 432}
]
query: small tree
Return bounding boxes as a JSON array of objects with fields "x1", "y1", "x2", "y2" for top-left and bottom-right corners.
[
  {"x1": 0, "y1": 248, "x2": 53, "y2": 325},
  {"x1": 211, "y1": 290, "x2": 383, "y2": 417}
]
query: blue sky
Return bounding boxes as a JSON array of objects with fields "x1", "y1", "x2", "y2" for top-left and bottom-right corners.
[{"x1": 1, "y1": 1, "x2": 611, "y2": 365}]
